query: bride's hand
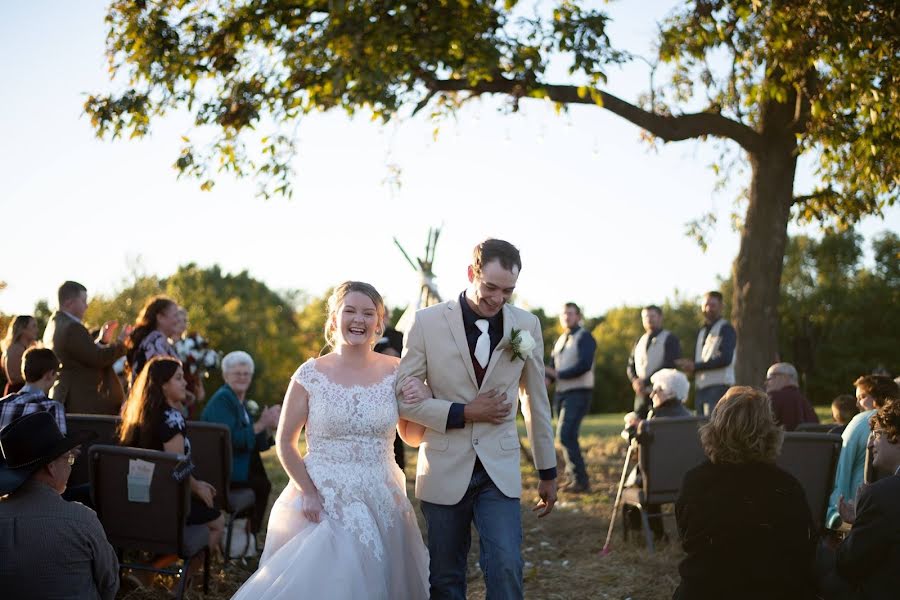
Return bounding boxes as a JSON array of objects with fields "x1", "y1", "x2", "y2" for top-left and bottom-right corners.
[
  {"x1": 301, "y1": 490, "x2": 325, "y2": 523},
  {"x1": 401, "y1": 377, "x2": 432, "y2": 404}
]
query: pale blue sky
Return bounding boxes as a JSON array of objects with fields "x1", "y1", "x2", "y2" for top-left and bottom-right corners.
[{"x1": 1, "y1": 1, "x2": 896, "y2": 318}]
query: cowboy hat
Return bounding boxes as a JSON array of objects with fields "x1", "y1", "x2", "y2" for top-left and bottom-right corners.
[{"x1": 0, "y1": 411, "x2": 96, "y2": 495}]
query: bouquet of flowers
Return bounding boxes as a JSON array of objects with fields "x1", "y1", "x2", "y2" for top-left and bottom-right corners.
[{"x1": 175, "y1": 333, "x2": 221, "y2": 378}]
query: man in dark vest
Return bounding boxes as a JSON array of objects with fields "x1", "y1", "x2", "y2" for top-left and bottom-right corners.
[{"x1": 546, "y1": 302, "x2": 597, "y2": 494}]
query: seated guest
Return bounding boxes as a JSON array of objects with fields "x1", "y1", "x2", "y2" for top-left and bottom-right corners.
[
  {"x1": 125, "y1": 295, "x2": 181, "y2": 384},
  {"x1": 826, "y1": 375, "x2": 900, "y2": 529},
  {"x1": 0, "y1": 348, "x2": 66, "y2": 433},
  {"x1": 119, "y1": 356, "x2": 225, "y2": 553},
  {"x1": 647, "y1": 368, "x2": 693, "y2": 419},
  {"x1": 766, "y1": 362, "x2": 819, "y2": 431},
  {"x1": 1, "y1": 315, "x2": 39, "y2": 394},
  {"x1": 674, "y1": 386, "x2": 817, "y2": 600},
  {"x1": 622, "y1": 368, "x2": 693, "y2": 541},
  {"x1": 820, "y1": 400, "x2": 900, "y2": 599},
  {"x1": 830, "y1": 394, "x2": 859, "y2": 436},
  {"x1": 0, "y1": 411, "x2": 119, "y2": 599},
  {"x1": 201, "y1": 351, "x2": 279, "y2": 535}
]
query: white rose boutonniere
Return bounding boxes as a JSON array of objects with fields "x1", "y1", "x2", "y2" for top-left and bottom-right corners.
[{"x1": 509, "y1": 328, "x2": 536, "y2": 361}]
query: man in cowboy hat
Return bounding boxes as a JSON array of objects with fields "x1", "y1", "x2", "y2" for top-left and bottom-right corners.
[{"x1": 0, "y1": 411, "x2": 119, "y2": 600}]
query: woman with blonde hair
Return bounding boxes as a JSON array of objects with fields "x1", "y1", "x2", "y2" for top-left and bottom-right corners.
[
  {"x1": 673, "y1": 386, "x2": 816, "y2": 600},
  {"x1": 1, "y1": 315, "x2": 39, "y2": 394},
  {"x1": 230, "y1": 281, "x2": 429, "y2": 599}
]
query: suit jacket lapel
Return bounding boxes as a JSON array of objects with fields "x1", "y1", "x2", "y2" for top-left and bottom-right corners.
[
  {"x1": 444, "y1": 301, "x2": 479, "y2": 390},
  {"x1": 481, "y1": 304, "x2": 516, "y2": 389}
]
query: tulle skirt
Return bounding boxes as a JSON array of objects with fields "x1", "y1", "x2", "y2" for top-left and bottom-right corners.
[{"x1": 231, "y1": 463, "x2": 429, "y2": 600}]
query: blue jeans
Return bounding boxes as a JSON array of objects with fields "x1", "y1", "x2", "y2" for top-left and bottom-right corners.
[
  {"x1": 695, "y1": 384, "x2": 729, "y2": 416},
  {"x1": 421, "y1": 461, "x2": 523, "y2": 600},
  {"x1": 555, "y1": 388, "x2": 592, "y2": 485}
]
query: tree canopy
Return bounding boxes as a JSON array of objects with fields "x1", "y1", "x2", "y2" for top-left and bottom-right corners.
[
  {"x1": 87, "y1": 0, "x2": 897, "y2": 213},
  {"x1": 86, "y1": 1, "x2": 898, "y2": 384}
]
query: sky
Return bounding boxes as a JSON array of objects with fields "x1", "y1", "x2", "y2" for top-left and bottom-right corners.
[{"x1": 1, "y1": 1, "x2": 896, "y2": 319}]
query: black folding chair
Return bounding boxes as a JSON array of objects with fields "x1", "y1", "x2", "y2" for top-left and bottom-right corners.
[
  {"x1": 66, "y1": 414, "x2": 121, "y2": 488},
  {"x1": 89, "y1": 444, "x2": 209, "y2": 599},
  {"x1": 775, "y1": 432, "x2": 842, "y2": 533},
  {"x1": 186, "y1": 421, "x2": 256, "y2": 562},
  {"x1": 796, "y1": 422, "x2": 840, "y2": 434},
  {"x1": 621, "y1": 416, "x2": 708, "y2": 553}
]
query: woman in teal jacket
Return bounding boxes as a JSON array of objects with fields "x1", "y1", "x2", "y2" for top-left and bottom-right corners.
[
  {"x1": 201, "y1": 351, "x2": 280, "y2": 533},
  {"x1": 826, "y1": 375, "x2": 900, "y2": 528}
]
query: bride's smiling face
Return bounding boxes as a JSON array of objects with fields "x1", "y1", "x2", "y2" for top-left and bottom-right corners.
[{"x1": 335, "y1": 291, "x2": 380, "y2": 347}]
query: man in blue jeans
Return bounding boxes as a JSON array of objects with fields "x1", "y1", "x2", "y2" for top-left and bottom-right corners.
[
  {"x1": 676, "y1": 291, "x2": 736, "y2": 416},
  {"x1": 546, "y1": 302, "x2": 597, "y2": 494}
]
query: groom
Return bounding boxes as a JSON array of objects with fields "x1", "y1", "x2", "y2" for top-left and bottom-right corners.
[{"x1": 397, "y1": 238, "x2": 558, "y2": 600}]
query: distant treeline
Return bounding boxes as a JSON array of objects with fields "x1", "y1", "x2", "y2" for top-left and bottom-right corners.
[{"x1": 2, "y1": 231, "x2": 896, "y2": 414}]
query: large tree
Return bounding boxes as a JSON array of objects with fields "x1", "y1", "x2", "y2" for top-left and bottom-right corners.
[{"x1": 86, "y1": 0, "x2": 898, "y2": 383}]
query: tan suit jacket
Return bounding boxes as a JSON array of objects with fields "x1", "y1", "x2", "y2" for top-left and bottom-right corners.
[
  {"x1": 396, "y1": 300, "x2": 556, "y2": 505},
  {"x1": 43, "y1": 312, "x2": 125, "y2": 415}
]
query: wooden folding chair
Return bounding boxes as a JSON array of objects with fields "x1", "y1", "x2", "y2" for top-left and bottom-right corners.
[
  {"x1": 621, "y1": 416, "x2": 708, "y2": 553},
  {"x1": 775, "y1": 432, "x2": 842, "y2": 533},
  {"x1": 89, "y1": 444, "x2": 209, "y2": 599},
  {"x1": 186, "y1": 421, "x2": 256, "y2": 563}
]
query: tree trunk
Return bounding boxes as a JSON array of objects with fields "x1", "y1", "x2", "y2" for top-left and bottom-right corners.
[{"x1": 731, "y1": 136, "x2": 797, "y2": 386}]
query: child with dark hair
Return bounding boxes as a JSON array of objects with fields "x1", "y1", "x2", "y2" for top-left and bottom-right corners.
[
  {"x1": 830, "y1": 394, "x2": 859, "y2": 436},
  {"x1": 0, "y1": 347, "x2": 66, "y2": 433}
]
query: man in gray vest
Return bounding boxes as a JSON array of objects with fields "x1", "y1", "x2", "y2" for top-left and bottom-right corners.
[
  {"x1": 626, "y1": 305, "x2": 681, "y2": 419},
  {"x1": 676, "y1": 291, "x2": 737, "y2": 416},
  {"x1": 545, "y1": 303, "x2": 596, "y2": 493}
]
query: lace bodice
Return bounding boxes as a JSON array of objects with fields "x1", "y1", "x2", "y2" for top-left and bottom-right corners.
[{"x1": 291, "y1": 358, "x2": 405, "y2": 560}]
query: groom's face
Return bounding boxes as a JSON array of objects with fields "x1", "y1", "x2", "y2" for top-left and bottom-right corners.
[{"x1": 467, "y1": 260, "x2": 519, "y2": 318}]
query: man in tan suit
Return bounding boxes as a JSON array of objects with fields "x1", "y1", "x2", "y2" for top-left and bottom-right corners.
[
  {"x1": 42, "y1": 281, "x2": 127, "y2": 414},
  {"x1": 397, "y1": 239, "x2": 557, "y2": 600}
]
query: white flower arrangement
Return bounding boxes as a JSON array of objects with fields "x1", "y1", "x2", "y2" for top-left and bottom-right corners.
[{"x1": 175, "y1": 333, "x2": 222, "y2": 377}]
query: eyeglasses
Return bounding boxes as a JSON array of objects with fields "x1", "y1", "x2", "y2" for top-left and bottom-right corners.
[{"x1": 65, "y1": 452, "x2": 76, "y2": 466}]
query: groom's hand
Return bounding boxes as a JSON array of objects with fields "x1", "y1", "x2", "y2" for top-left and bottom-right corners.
[
  {"x1": 533, "y1": 479, "x2": 558, "y2": 518},
  {"x1": 463, "y1": 390, "x2": 510, "y2": 424}
]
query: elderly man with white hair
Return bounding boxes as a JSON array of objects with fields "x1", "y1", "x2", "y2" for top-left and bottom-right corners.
[
  {"x1": 765, "y1": 362, "x2": 818, "y2": 431},
  {"x1": 201, "y1": 351, "x2": 280, "y2": 537}
]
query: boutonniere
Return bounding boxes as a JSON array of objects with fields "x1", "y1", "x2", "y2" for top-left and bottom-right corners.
[{"x1": 509, "y1": 328, "x2": 536, "y2": 361}]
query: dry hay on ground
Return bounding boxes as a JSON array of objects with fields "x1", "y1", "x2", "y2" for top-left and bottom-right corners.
[{"x1": 115, "y1": 432, "x2": 682, "y2": 600}]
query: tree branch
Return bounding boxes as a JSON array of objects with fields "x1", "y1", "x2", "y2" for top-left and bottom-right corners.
[{"x1": 425, "y1": 76, "x2": 764, "y2": 154}]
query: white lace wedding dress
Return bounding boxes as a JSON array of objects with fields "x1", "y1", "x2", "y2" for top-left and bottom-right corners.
[{"x1": 231, "y1": 359, "x2": 429, "y2": 599}]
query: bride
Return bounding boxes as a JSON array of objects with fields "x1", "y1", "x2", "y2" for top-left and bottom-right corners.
[{"x1": 231, "y1": 281, "x2": 429, "y2": 599}]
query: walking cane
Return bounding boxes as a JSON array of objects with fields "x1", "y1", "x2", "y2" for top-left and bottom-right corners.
[{"x1": 600, "y1": 438, "x2": 636, "y2": 556}]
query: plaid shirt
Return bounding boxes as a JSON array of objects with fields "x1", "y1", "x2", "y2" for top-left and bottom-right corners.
[{"x1": 0, "y1": 385, "x2": 67, "y2": 433}]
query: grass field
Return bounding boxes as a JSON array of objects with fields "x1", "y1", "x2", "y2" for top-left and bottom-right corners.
[{"x1": 117, "y1": 409, "x2": 841, "y2": 599}]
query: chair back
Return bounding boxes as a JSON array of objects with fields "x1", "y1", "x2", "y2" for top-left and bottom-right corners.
[
  {"x1": 89, "y1": 444, "x2": 191, "y2": 556},
  {"x1": 67, "y1": 414, "x2": 121, "y2": 487},
  {"x1": 185, "y1": 421, "x2": 233, "y2": 512},
  {"x1": 639, "y1": 416, "x2": 708, "y2": 505},
  {"x1": 776, "y1": 432, "x2": 842, "y2": 531},
  {"x1": 796, "y1": 423, "x2": 839, "y2": 434}
]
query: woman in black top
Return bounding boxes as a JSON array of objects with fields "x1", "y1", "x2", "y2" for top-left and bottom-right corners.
[
  {"x1": 118, "y1": 356, "x2": 224, "y2": 552},
  {"x1": 674, "y1": 386, "x2": 817, "y2": 600}
]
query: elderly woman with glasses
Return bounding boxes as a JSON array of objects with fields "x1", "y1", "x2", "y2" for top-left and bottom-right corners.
[
  {"x1": 673, "y1": 386, "x2": 817, "y2": 600},
  {"x1": 201, "y1": 351, "x2": 281, "y2": 535}
]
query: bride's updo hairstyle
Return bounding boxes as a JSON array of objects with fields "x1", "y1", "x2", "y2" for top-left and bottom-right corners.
[{"x1": 324, "y1": 281, "x2": 386, "y2": 349}]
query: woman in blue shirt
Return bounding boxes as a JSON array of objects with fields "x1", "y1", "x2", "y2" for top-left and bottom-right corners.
[
  {"x1": 201, "y1": 351, "x2": 280, "y2": 534},
  {"x1": 826, "y1": 375, "x2": 900, "y2": 529}
]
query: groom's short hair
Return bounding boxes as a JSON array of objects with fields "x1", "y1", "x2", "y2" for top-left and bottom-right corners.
[{"x1": 472, "y1": 239, "x2": 522, "y2": 276}]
